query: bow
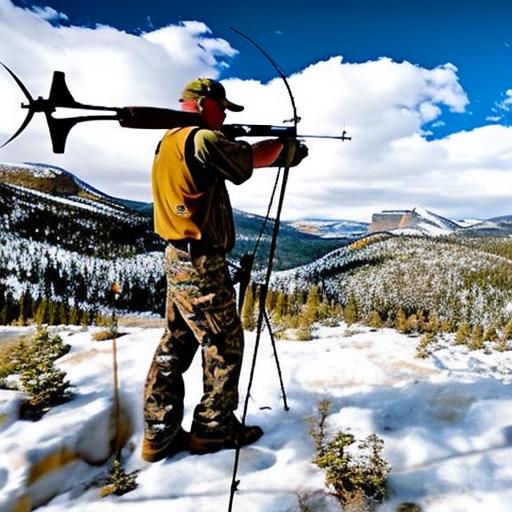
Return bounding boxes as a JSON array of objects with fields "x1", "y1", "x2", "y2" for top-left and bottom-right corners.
[
  {"x1": 226, "y1": 27, "x2": 351, "y2": 512},
  {"x1": 230, "y1": 27, "x2": 300, "y2": 139}
]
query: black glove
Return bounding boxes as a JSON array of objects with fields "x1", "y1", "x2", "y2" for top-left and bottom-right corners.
[{"x1": 273, "y1": 139, "x2": 309, "y2": 168}]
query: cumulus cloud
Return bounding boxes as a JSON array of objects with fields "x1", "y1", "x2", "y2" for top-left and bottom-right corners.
[
  {"x1": 0, "y1": 0, "x2": 511, "y2": 222},
  {"x1": 225, "y1": 57, "x2": 497, "y2": 221},
  {"x1": 0, "y1": 0, "x2": 237, "y2": 199}
]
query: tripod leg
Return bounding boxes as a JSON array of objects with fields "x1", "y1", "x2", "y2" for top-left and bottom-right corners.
[{"x1": 263, "y1": 307, "x2": 289, "y2": 411}]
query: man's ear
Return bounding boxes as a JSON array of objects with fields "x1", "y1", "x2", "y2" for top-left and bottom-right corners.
[{"x1": 196, "y1": 98, "x2": 204, "y2": 113}]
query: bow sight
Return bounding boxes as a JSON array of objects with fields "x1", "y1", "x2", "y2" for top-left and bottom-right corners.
[{"x1": 1, "y1": 62, "x2": 350, "y2": 153}]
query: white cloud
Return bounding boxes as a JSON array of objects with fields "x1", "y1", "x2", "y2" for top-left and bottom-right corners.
[
  {"x1": 489, "y1": 89, "x2": 512, "y2": 122},
  {"x1": 0, "y1": 0, "x2": 511, "y2": 223},
  {"x1": 29, "y1": 5, "x2": 68, "y2": 22},
  {"x1": 502, "y1": 89, "x2": 512, "y2": 109},
  {"x1": 0, "y1": 0, "x2": 237, "y2": 201},
  {"x1": 226, "y1": 57, "x2": 490, "y2": 221}
]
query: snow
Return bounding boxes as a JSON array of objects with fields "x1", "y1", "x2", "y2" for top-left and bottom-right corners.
[
  {"x1": 7, "y1": 184, "x2": 102, "y2": 213},
  {"x1": 1, "y1": 323, "x2": 512, "y2": 511},
  {"x1": 0, "y1": 162, "x2": 61, "y2": 179},
  {"x1": 414, "y1": 207, "x2": 462, "y2": 230},
  {"x1": 457, "y1": 219, "x2": 482, "y2": 228},
  {"x1": 289, "y1": 219, "x2": 369, "y2": 239},
  {"x1": 6, "y1": 183, "x2": 130, "y2": 218}
]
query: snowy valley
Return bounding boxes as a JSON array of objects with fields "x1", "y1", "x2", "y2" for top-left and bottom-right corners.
[{"x1": 1, "y1": 162, "x2": 512, "y2": 511}]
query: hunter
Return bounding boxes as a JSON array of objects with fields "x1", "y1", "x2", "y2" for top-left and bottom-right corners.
[{"x1": 142, "y1": 77, "x2": 308, "y2": 462}]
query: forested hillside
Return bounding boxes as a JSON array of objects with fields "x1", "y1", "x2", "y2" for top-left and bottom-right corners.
[
  {"x1": 270, "y1": 234, "x2": 512, "y2": 334},
  {"x1": 0, "y1": 163, "x2": 345, "y2": 322}
]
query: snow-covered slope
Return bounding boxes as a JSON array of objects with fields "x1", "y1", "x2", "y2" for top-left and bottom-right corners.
[
  {"x1": 270, "y1": 234, "x2": 512, "y2": 329},
  {"x1": 461, "y1": 217, "x2": 512, "y2": 237},
  {"x1": 0, "y1": 162, "x2": 122, "y2": 205},
  {"x1": 410, "y1": 206, "x2": 462, "y2": 235},
  {"x1": 1, "y1": 323, "x2": 512, "y2": 511}
]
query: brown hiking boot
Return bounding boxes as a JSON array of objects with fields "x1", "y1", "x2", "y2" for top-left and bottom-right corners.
[
  {"x1": 189, "y1": 418, "x2": 263, "y2": 455},
  {"x1": 141, "y1": 427, "x2": 190, "y2": 463}
]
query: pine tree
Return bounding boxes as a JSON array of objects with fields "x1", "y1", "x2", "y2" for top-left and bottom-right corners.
[
  {"x1": 495, "y1": 336, "x2": 510, "y2": 352},
  {"x1": 440, "y1": 319, "x2": 452, "y2": 333},
  {"x1": 68, "y1": 307, "x2": 79, "y2": 325},
  {"x1": 241, "y1": 285, "x2": 256, "y2": 331},
  {"x1": 368, "y1": 310, "x2": 383, "y2": 329},
  {"x1": 17, "y1": 291, "x2": 32, "y2": 326},
  {"x1": 18, "y1": 329, "x2": 71, "y2": 418},
  {"x1": 502, "y1": 320, "x2": 512, "y2": 340},
  {"x1": 273, "y1": 291, "x2": 287, "y2": 324},
  {"x1": 416, "y1": 309, "x2": 427, "y2": 333},
  {"x1": 303, "y1": 285, "x2": 321, "y2": 326},
  {"x1": 296, "y1": 316, "x2": 313, "y2": 341},
  {"x1": 94, "y1": 311, "x2": 109, "y2": 327},
  {"x1": 426, "y1": 313, "x2": 440, "y2": 334},
  {"x1": 47, "y1": 300, "x2": 58, "y2": 325},
  {"x1": 344, "y1": 296, "x2": 358, "y2": 326},
  {"x1": 35, "y1": 298, "x2": 48, "y2": 326},
  {"x1": 455, "y1": 322, "x2": 470, "y2": 345},
  {"x1": 317, "y1": 294, "x2": 332, "y2": 322},
  {"x1": 483, "y1": 324, "x2": 498, "y2": 342},
  {"x1": 99, "y1": 459, "x2": 138, "y2": 497},
  {"x1": 265, "y1": 289, "x2": 275, "y2": 313},
  {"x1": 395, "y1": 308, "x2": 408, "y2": 333},
  {"x1": 407, "y1": 314, "x2": 418, "y2": 334},
  {"x1": 332, "y1": 301, "x2": 344, "y2": 322},
  {"x1": 292, "y1": 289, "x2": 306, "y2": 316},
  {"x1": 0, "y1": 303, "x2": 7, "y2": 325},
  {"x1": 80, "y1": 310, "x2": 90, "y2": 328},
  {"x1": 469, "y1": 325, "x2": 484, "y2": 350},
  {"x1": 2, "y1": 294, "x2": 17, "y2": 325},
  {"x1": 416, "y1": 332, "x2": 436, "y2": 359},
  {"x1": 58, "y1": 303, "x2": 68, "y2": 325}
]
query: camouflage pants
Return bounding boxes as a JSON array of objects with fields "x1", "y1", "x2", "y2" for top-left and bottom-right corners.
[{"x1": 143, "y1": 245, "x2": 244, "y2": 449}]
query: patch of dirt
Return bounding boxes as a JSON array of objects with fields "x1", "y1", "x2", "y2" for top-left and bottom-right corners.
[
  {"x1": 62, "y1": 348, "x2": 106, "y2": 365},
  {"x1": 118, "y1": 316, "x2": 165, "y2": 329},
  {"x1": 390, "y1": 360, "x2": 440, "y2": 377}
]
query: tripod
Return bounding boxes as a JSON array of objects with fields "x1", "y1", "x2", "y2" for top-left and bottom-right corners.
[{"x1": 230, "y1": 255, "x2": 289, "y2": 412}]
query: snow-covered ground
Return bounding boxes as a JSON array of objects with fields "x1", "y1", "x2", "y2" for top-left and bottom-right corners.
[{"x1": 1, "y1": 323, "x2": 512, "y2": 511}]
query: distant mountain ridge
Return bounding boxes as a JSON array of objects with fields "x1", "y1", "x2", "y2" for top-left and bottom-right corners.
[
  {"x1": 2, "y1": 161, "x2": 512, "y2": 320},
  {"x1": 368, "y1": 206, "x2": 512, "y2": 237},
  {"x1": 0, "y1": 162, "x2": 119, "y2": 203},
  {"x1": 289, "y1": 219, "x2": 368, "y2": 239},
  {"x1": 0, "y1": 161, "x2": 346, "y2": 270},
  {"x1": 369, "y1": 207, "x2": 461, "y2": 236}
]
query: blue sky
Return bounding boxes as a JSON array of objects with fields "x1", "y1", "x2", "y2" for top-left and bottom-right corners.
[{"x1": 1, "y1": 0, "x2": 512, "y2": 221}]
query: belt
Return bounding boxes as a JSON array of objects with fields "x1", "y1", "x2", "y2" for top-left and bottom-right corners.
[{"x1": 168, "y1": 239, "x2": 223, "y2": 257}]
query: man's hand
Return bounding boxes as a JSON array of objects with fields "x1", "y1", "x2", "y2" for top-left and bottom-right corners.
[{"x1": 274, "y1": 139, "x2": 309, "y2": 168}]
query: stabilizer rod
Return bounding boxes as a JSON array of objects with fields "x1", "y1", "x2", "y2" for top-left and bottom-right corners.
[{"x1": 1, "y1": 63, "x2": 350, "y2": 153}]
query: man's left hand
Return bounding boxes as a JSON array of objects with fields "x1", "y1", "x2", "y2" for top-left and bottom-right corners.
[{"x1": 275, "y1": 139, "x2": 309, "y2": 168}]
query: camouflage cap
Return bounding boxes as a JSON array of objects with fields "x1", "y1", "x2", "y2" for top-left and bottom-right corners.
[{"x1": 180, "y1": 77, "x2": 244, "y2": 112}]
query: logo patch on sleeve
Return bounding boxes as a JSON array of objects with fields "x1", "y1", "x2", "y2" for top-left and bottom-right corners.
[{"x1": 175, "y1": 204, "x2": 189, "y2": 216}]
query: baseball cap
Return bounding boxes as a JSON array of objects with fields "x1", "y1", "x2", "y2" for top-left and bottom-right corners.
[{"x1": 180, "y1": 77, "x2": 244, "y2": 112}]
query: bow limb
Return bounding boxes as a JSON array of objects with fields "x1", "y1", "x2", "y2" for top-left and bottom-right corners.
[
  {"x1": 228, "y1": 29, "x2": 296, "y2": 512},
  {"x1": 230, "y1": 27, "x2": 299, "y2": 134}
]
